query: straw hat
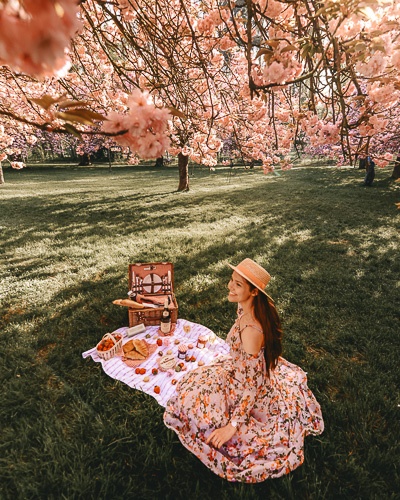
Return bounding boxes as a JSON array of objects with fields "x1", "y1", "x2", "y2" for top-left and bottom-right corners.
[{"x1": 228, "y1": 258, "x2": 272, "y2": 299}]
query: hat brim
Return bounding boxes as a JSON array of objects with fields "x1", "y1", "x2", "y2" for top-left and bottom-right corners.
[{"x1": 228, "y1": 263, "x2": 274, "y2": 302}]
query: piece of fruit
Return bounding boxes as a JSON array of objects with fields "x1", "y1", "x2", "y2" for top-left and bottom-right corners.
[
  {"x1": 135, "y1": 367, "x2": 141, "y2": 374},
  {"x1": 154, "y1": 386, "x2": 160, "y2": 394},
  {"x1": 171, "y1": 379, "x2": 177, "y2": 385},
  {"x1": 157, "y1": 338, "x2": 163, "y2": 346},
  {"x1": 152, "y1": 368, "x2": 158, "y2": 375}
]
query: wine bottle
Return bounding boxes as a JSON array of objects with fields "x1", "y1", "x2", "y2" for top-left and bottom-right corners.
[{"x1": 160, "y1": 299, "x2": 171, "y2": 334}]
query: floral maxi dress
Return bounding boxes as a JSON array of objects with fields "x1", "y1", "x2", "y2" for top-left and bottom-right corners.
[{"x1": 163, "y1": 316, "x2": 324, "y2": 482}]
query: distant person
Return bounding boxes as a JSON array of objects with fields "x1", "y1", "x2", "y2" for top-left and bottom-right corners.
[
  {"x1": 364, "y1": 156, "x2": 375, "y2": 186},
  {"x1": 164, "y1": 258, "x2": 324, "y2": 482}
]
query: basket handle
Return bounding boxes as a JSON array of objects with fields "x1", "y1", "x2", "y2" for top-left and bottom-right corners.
[{"x1": 102, "y1": 333, "x2": 117, "y2": 345}]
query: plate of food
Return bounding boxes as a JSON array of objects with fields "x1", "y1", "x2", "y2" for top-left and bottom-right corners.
[{"x1": 121, "y1": 338, "x2": 157, "y2": 368}]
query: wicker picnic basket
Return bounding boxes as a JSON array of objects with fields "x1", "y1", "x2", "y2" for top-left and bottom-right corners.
[{"x1": 128, "y1": 262, "x2": 178, "y2": 327}]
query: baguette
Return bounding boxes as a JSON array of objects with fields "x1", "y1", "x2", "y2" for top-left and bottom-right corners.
[{"x1": 113, "y1": 299, "x2": 144, "y2": 309}]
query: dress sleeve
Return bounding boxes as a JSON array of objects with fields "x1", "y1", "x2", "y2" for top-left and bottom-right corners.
[{"x1": 230, "y1": 351, "x2": 266, "y2": 424}]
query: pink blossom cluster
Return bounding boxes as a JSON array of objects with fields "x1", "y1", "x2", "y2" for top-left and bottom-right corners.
[
  {"x1": 185, "y1": 131, "x2": 222, "y2": 166},
  {"x1": 127, "y1": 156, "x2": 140, "y2": 165},
  {"x1": 368, "y1": 115, "x2": 388, "y2": 134},
  {"x1": 356, "y1": 53, "x2": 388, "y2": 78},
  {"x1": 102, "y1": 90, "x2": 171, "y2": 159},
  {"x1": 374, "y1": 152, "x2": 395, "y2": 168},
  {"x1": 330, "y1": 15, "x2": 363, "y2": 40},
  {"x1": 320, "y1": 123, "x2": 340, "y2": 145},
  {"x1": 280, "y1": 157, "x2": 293, "y2": 170},
  {"x1": 261, "y1": 60, "x2": 301, "y2": 85},
  {"x1": 0, "y1": 125, "x2": 14, "y2": 150},
  {"x1": 301, "y1": 113, "x2": 340, "y2": 146},
  {"x1": 196, "y1": 7, "x2": 230, "y2": 34},
  {"x1": 255, "y1": 0, "x2": 284, "y2": 18},
  {"x1": 10, "y1": 161, "x2": 25, "y2": 169},
  {"x1": 391, "y1": 50, "x2": 400, "y2": 71},
  {"x1": 259, "y1": 38, "x2": 303, "y2": 86},
  {"x1": 0, "y1": 0, "x2": 81, "y2": 77},
  {"x1": 196, "y1": 16, "x2": 216, "y2": 35},
  {"x1": 219, "y1": 35, "x2": 236, "y2": 51},
  {"x1": 116, "y1": 0, "x2": 137, "y2": 22},
  {"x1": 26, "y1": 135, "x2": 38, "y2": 146},
  {"x1": 358, "y1": 123, "x2": 373, "y2": 137},
  {"x1": 368, "y1": 82, "x2": 398, "y2": 105},
  {"x1": 262, "y1": 157, "x2": 274, "y2": 174}
]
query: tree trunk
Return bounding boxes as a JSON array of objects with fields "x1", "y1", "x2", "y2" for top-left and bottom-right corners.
[
  {"x1": 155, "y1": 156, "x2": 164, "y2": 168},
  {"x1": 0, "y1": 165, "x2": 4, "y2": 184},
  {"x1": 391, "y1": 156, "x2": 400, "y2": 180},
  {"x1": 177, "y1": 152, "x2": 189, "y2": 191},
  {"x1": 78, "y1": 153, "x2": 91, "y2": 166},
  {"x1": 108, "y1": 147, "x2": 112, "y2": 172},
  {"x1": 358, "y1": 157, "x2": 367, "y2": 170}
]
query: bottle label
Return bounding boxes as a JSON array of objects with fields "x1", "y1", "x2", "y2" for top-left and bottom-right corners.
[{"x1": 160, "y1": 321, "x2": 171, "y2": 334}]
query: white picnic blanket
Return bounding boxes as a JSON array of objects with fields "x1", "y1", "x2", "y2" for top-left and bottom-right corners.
[{"x1": 82, "y1": 319, "x2": 230, "y2": 407}]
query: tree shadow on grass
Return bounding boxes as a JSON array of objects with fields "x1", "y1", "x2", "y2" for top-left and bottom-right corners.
[
  {"x1": 2, "y1": 165, "x2": 399, "y2": 498},
  {"x1": 17, "y1": 215, "x2": 397, "y2": 499}
]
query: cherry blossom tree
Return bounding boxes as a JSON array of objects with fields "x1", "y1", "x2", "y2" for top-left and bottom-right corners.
[
  {"x1": 72, "y1": 0, "x2": 300, "y2": 189},
  {"x1": 1, "y1": 0, "x2": 400, "y2": 189},
  {"x1": 230, "y1": 0, "x2": 400, "y2": 168}
]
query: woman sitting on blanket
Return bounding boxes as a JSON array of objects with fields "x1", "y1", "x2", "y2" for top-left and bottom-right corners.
[{"x1": 164, "y1": 258, "x2": 324, "y2": 483}]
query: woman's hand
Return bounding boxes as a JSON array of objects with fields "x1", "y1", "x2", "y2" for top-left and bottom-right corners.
[{"x1": 206, "y1": 423, "x2": 236, "y2": 448}]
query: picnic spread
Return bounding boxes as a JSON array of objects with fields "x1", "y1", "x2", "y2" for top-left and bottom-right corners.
[
  {"x1": 82, "y1": 319, "x2": 230, "y2": 407},
  {"x1": 81, "y1": 260, "x2": 325, "y2": 483},
  {"x1": 82, "y1": 262, "x2": 231, "y2": 405}
]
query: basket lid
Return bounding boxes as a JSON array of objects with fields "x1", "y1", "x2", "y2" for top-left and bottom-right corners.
[{"x1": 129, "y1": 262, "x2": 174, "y2": 294}]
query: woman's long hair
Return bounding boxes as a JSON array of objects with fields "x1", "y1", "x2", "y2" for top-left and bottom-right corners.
[{"x1": 248, "y1": 283, "x2": 283, "y2": 377}]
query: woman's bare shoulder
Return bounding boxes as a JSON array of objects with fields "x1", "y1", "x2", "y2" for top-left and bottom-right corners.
[{"x1": 240, "y1": 325, "x2": 264, "y2": 355}]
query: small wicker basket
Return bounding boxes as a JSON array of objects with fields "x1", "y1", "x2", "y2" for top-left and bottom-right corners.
[{"x1": 96, "y1": 332, "x2": 123, "y2": 360}]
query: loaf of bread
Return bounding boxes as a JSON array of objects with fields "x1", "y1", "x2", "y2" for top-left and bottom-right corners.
[{"x1": 113, "y1": 299, "x2": 144, "y2": 309}]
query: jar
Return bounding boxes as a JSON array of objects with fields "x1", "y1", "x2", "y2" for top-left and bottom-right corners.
[
  {"x1": 197, "y1": 335, "x2": 208, "y2": 349},
  {"x1": 177, "y1": 344, "x2": 188, "y2": 359}
]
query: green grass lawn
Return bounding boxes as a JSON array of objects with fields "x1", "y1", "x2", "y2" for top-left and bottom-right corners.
[{"x1": 1, "y1": 163, "x2": 399, "y2": 499}]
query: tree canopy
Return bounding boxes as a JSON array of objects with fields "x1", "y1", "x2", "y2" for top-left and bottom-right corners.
[{"x1": 1, "y1": 0, "x2": 400, "y2": 189}]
